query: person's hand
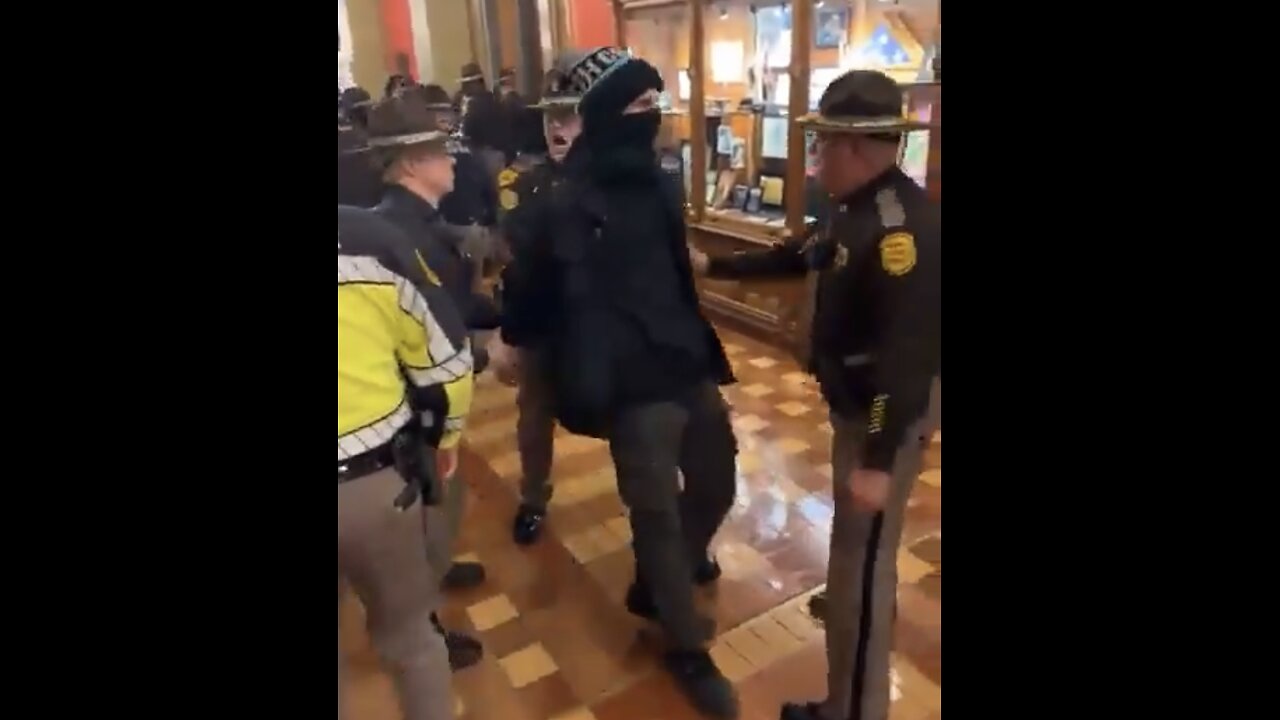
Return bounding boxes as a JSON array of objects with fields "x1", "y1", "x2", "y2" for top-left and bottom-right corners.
[
  {"x1": 486, "y1": 334, "x2": 521, "y2": 386},
  {"x1": 689, "y1": 244, "x2": 710, "y2": 275},
  {"x1": 846, "y1": 467, "x2": 891, "y2": 512},
  {"x1": 437, "y1": 446, "x2": 459, "y2": 481}
]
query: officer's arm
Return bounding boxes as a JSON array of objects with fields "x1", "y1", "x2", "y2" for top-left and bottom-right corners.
[
  {"x1": 862, "y1": 230, "x2": 933, "y2": 472},
  {"x1": 499, "y1": 181, "x2": 552, "y2": 347},
  {"x1": 705, "y1": 236, "x2": 810, "y2": 280},
  {"x1": 394, "y1": 247, "x2": 476, "y2": 450}
]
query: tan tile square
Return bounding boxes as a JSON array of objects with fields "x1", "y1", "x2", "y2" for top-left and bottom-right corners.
[
  {"x1": 454, "y1": 695, "x2": 465, "y2": 717},
  {"x1": 722, "y1": 343, "x2": 745, "y2": 356},
  {"x1": 741, "y1": 383, "x2": 775, "y2": 398},
  {"x1": 722, "y1": 624, "x2": 783, "y2": 669},
  {"x1": 586, "y1": 524, "x2": 627, "y2": 558},
  {"x1": 709, "y1": 642, "x2": 755, "y2": 682},
  {"x1": 603, "y1": 515, "x2": 632, "y2": 543},
  {"x1": 775, "y1": 437, "x2": 811, "y2": 455},
  {"x1": 467, "y1": 593, "x2": 519, "y2": 632},
  {"x1": 499, "y1": 642, "x2": 558, "y2": 688},
  {"x1": 563, "y1": 528, "x2": 608, "y2": 564},
  {"x1": 819, "y1": 421, "x2": 834, "y2": 435},
  {"x1": 893, "y1": 656, "x2": 941, "y2": 712},
  {"x1": 776, "y1": 400, "x2": 811, "y2": 417},
  {"x1": 774, "y1": 605, "x2": 820, "y2": 642},
  {"x1": 932, "y1": 430, "x2": 941, "y2": 443},
  {"x1": 771, "y1": 476, "x2": 807, "y2": 503},
  {"x1": 737, "y1": 451, "x2": 761, "y2": 474},
  {"x1": 748, "y1": 356, "x2": 779, "y2": 369},
  {"x1": 897, "y1": 550, "x2": 933, "y2": 584},
  {"x1": 733, "y1": 414, "x2": 769, "y2": 433},
  {"x1": 461, "y1": 416, "x2": 515, "y2": 447},
  {"x1": 816, "y1": 463, "x2": 833, "y2": 479},
  {"x1": 782, "y1": 371, "x2": 808, "y2": 384},
  {"x1": 919, "y1": 469, "x2": 941, "y2": 488},
  {"x1": 453, "y1": 551, "x2": 481, "y2": 566},
  {"x1": 748, "y1": 615, "x2": 804, "y2": 657}
]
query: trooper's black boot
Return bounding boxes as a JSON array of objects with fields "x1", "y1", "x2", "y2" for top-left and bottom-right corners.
[
  {"x1": 512, "y1": 503, "x2": 546, "y2": 546},
  {"x1": 441, "y1": 561, "x2": 486, "y2": 591},
  {"x1": 779, "y1": 701, "x2": 823, "y2": 719},
  {"x1": 694, "y1": 556, "x2": 722, "y2": 585},
  {"x1": 665, "y1": 649, "x2": 739, "y2": 719},
  {"x1": 432, "y1": 613, "x2": 483, "y2": 671}
]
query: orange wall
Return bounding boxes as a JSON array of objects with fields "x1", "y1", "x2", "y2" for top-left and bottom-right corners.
[
  {"x1": 569, "y1": 0, "x2": 617, "y2": 48},
  {"x1": 380, "y1": 0, "x2": 418, "y2": 79}
]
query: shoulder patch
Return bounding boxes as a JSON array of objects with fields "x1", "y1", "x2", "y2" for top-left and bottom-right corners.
[
  {"x1": 879, "y1": 232, "x2": 916, "y2": 276},
  {"x1": 498, "y1": 168, "x2": 519, "y2": 188},
  {"x1": 500, "y1": 187, "x2": 519, "y2": 211}
]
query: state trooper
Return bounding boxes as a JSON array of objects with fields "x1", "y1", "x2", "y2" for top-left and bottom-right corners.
[
  {"x1": 365, "y1": 95, "x2": 490, "y2": 671},
  {"x1": 690, "y1": 70, "x2": 941, "y2": 720},
  {"x1": 488, "y1": 63, "x2": 583, "y2": 546},
  {"x1": 337, "y1": 205, "x2": 474, "y2": 720}
]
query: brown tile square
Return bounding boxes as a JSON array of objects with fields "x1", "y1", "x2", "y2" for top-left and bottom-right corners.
[
  {"x1": 917, "y1": 571, "x2": 941, "y2": 600},
  {"x1": 511, "y1": 672, "x2": 579, "y2": 719}
]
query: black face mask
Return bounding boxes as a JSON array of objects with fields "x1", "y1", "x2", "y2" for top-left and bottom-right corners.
[{"x1": 584, "y1": 110, "x2": 661, "y2": 184}]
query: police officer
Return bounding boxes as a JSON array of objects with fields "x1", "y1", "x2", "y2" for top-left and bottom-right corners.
[
  {"x1": 337, "y1": 87, "x2": 382, "y2": 208},
  {"x1": 489, "y1": 63, "x2": 582, "y2": 545},
  {"x1": 337, "y1": 205, "x2": 474, "y2": 720},
  {"x1": 364, "y1": 95, "x2": 491, "y2": 670},
  {"x1": 689, "y1": 70, "x2": 941, "y2": 720},
  {"x1": 500, "y1": 47, "x2": 739, "y2": 718}
]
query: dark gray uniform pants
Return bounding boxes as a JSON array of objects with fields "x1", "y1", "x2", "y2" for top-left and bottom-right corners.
[
  {"x1": 517, "y1": 351, "x2": 556, "y2": 509},
  {"x1": 822, "y1": 406, "x2": 931, "y2": 720},
  {"x1": 609, "y1": 381, "x2": 738, "y2": 650}
]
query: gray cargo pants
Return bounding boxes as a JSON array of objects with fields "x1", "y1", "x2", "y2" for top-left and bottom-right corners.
[
  {"x1": 338, "y1": 468, "x2": 452, "y2": 720},
  {"x1": 610, "y1": 381, "x2": 738, "y2": 650},
  {"x1": 822, "y1": 405, "x2": 931, "y2": 720},
  {"x1": 422, "y1": 469, "x2": 468, "y2": 584},
  {"x1": 517, "y1": 351, "x2": 556, "y2": 509}
]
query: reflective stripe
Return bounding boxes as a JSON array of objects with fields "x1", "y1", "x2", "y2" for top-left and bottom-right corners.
[
  {"x1": 338, "y1": 398, "x2": 412, "y2": 461},
  {"x1": 444, "y1": 416, "x2": 465, "y2": 433},
  {"x1": 338, "y1": 254, "x2": 471, "y2": 386}
]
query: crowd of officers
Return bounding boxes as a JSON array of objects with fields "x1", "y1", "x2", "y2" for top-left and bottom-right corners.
[{"x1": 337, "y1": 50, "x2": 941, "y2": 720}]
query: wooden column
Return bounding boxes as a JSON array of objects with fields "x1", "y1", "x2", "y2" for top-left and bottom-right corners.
[
  {"x1": 689, "y1": 0, "x2": 706, "y2": 222},
  {"x1": 785, "y1": 0, "x2": 812, "y2": 241},
  {"x1": 612, "y1": 0, "x2": 627, "y2": 46}
]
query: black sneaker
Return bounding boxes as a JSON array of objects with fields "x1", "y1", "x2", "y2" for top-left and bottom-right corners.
[
  {"x1": 444, "y1": 631, "x2": 483, "y2": 671},
  {"x1": 807, "y1": 592, "x2": 828, "y2": 623},
  {"x1": 664, "y1": 650, "x2": 739, "y2": 718},
  {"x1": 779, "y1": 701, "x2": 823, "y2": 720},
  {"x1": 694, "y1": 557, "x2": 722, "y2": 585},
  {"x1": 512, "y1": 504, "x2": 546, "y2": 546},
  {"x1": 441, "y1": 561, "x2": 486, "y2": 591}
]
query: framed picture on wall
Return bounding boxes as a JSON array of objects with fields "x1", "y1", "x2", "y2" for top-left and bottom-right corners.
[{"x1": 815, "y1": 7, "x2": 850, "y2": 49}]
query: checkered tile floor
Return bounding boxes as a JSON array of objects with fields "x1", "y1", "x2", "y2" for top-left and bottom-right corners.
[{"x1": 340, "y1": 328, "x2": 942, "y2": 720}]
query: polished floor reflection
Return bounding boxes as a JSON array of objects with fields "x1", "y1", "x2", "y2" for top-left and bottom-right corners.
[{"x1": 339, "y1": 327, "x2": 942, "y2": 720}]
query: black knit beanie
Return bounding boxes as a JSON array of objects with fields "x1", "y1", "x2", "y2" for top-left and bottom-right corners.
[{"x1": 562, "y1": 47, "x2": 664, "y2": 123}]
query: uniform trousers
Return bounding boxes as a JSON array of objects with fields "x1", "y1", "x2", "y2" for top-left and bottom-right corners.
[
  {"x1": 516, "y1": 350, "x2": 556, "y2": 510},
  {"x1": 610, "y1": 381, "x2": 738, "y2": 650},
  {"x1": 423, "y1": 467, "x2": 468, "y2": 584},
  {"x1": 822, "y1": 406, "x2": 930, "y2": 720},
  {"x1": 338, "y1": 468, "x2": 452, "y2": 720}
]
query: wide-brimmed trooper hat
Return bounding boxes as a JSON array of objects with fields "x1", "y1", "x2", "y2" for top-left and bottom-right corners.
[
  {"x1": 459, "y1": 62, "x2": 485, "y2": 84},
  {"x1": 533, "y1": 59, "x2": 583, "y2": 111},
  {"x1": 364, "y1": 96, "x2": 460, "y2": 170},
  {"x1": 795, "y1": 69, "x2": 937, "y2": 136}
]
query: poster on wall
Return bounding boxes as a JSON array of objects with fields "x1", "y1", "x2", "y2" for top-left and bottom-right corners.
[{"x1": 815, "y1": 7, "x2": 849, "y2": 49}]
